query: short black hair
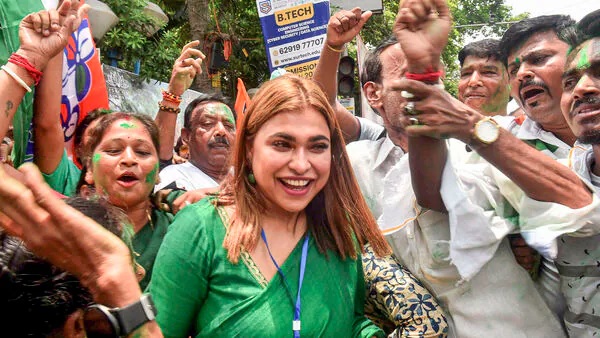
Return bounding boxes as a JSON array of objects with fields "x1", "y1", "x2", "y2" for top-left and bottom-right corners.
[
  {"x1": 565, "y1": 9, "x2": 600, "y2": 49},
  {"x1": 458, "y1": 39, "x2": 503, "y2": 67},
  {"x1": 72, "y1": 108, "x2": 113, "y2": 166},
  {"x1": 579, "y1": 9, "x2": 600, "y2": 37},
  {"x1": 360, "y1": 35, "x2": 398, "y2": 87},
  {"x1": 0, "y1": 197, "x2": 127, "y2": 337},
  {"x1": 499, "y1": 15, "x2": 576, "y2": 67},
  {"x1": 183, "y1": 93, "x2": 233, "y2": 129}
]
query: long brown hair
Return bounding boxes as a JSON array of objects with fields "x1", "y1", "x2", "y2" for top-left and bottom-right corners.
[{"x1": 220, "y1": 74, "x2": 390, "y2": 262}]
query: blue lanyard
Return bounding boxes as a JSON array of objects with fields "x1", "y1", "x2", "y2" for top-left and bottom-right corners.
[{"x1": 261, "y1": 229, "x2": 309, "y2": 338}]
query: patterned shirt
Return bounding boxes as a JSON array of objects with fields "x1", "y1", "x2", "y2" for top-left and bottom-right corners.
[
  {"x1": 350, "y1": 139, "x2": 566, "y2": 337},
  {"x1": 362, "y1": 245, "x2": 448, "y2": 337},
  {"x1": 559, "y1": 145, "x2": 600, "y2": 337}
]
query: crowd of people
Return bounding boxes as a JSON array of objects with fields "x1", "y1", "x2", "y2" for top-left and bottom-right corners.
[{"x1": 0, "y1": 0, "x2": 598, "y2": 337}]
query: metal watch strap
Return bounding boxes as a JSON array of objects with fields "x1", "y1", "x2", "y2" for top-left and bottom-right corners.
[{"x1": 111, "y1": 294, "x2": 157, "y2": 336}]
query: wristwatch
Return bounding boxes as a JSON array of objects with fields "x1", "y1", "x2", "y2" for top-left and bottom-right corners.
[
  {"x1": 472, "y1": 117, "x2": 500, "y2": 145},
  {"x1": 83, "y1": 294, "x2": 157, "y2": 337}
]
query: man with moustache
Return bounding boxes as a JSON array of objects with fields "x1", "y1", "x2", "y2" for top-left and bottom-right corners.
[
  {"x1": 499, "y1": 15, "x2": 578, "y2": 155},
  {"x1": 458, "y1": 39, "x2": 511, "y2": 117},
  {"x1": 155, "y1": 94, "x2": 235, "y2": 191},
  {"x1": 394, "y1": 4, "x2": 600, "y2": 336},
  {"x1": 556, "y1": 10, "x2": 600, "y2": 335},
  {"x1": 497, "y1": 14, "x2": 581, "y2": 320},
  {"x1": 313, "y1": 4, "x2": 580, "y2": 337},
  {"x1": 402, "y1": 14, "x2": 582, "y2": 321}
]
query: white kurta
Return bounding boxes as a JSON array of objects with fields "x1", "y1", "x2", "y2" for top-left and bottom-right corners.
[
  {"x1": 155, "y1": 161, "x2": 218, "y2": 192},
  {"x1": 347, "y1": 138, "x2": 565, "y2": 337}
]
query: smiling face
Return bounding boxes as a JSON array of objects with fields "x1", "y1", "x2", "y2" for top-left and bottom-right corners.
[
  {"x1": 458, "y1": 55, "x2": 510, "y2": 116},
  {"x1": 86, "y1": 118, "x2": 159, "y2": 208},
  {"x1": 506, "y1": 30, "x2": 570, "y2": 128},
  {"x1": 248, "y1": 108, "x2": 331, "y2": 216},
  {"x1": 560, "y1": 37, "x2": 600, "y2": 144},
  {"x1": 182, "y1": 102, "x2": 235, "y2": 179}
]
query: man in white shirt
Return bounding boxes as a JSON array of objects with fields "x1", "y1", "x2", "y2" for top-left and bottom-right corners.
[
  {"x1": 554, "y1": 11, "x2": 600, "y2": 335},
  {"x1": 395, "y1": 2, "x2": 600, "y2": 336},
  {"x1": 155, "y1": 94, "x2": 235, "y2": 192},
  {"x1": 313, "y1": 5, "x2": 569, "y2": 337}
]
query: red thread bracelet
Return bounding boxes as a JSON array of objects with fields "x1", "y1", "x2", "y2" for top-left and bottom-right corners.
[
  {"x1": 8, "y1": 53, "x2": 43, "y2": 85},
  {"x1": 405, "y1": 71, "x2": 442, "y2": 83},
  {"x1": 162, "y1": 90, "x2": 182, "y2": 104}
]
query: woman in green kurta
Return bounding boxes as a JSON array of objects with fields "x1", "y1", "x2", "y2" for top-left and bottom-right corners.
[
  {"x1": 149, "y1": 75, "x2": 391, "y2": 337},
  {"x1": 81, "y1": 112, "x2": 182, "y2": 289}
]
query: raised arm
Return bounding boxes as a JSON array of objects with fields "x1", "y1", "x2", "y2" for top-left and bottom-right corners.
[
  {"x1": 313, "y1": 8, "x2": 371, "y2": 143},
  {"x1": 155, "y1": 41, "x2": 204, "y2": 161},
  {"x1": 33, "y1": 52, "x2": 64, "y2": 174},
  {"x1": 393, "y1": 0, "x2": 451, "y2": 211},
  {"x1": 0, "y1": 1, "x2": 86, "y2": 142}
]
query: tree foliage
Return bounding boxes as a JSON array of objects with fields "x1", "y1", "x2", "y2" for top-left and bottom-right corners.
[
  {"x1": 100, "y1": 0, "x2": 183, "y2": 83},
  {"x1": 99, "y1": 0, "x2": 528, "y2": 97}
]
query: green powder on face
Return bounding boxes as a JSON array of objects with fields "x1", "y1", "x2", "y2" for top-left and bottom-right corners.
[
  {"x1": 146, "y1": 163, "x2": 159, "y2": 183},
  {"x1": 205, "y1": 104, "x2": 235, "y2": 125},
  {"x1": 577, "y1": 45, "x2": 590, "y2": 70},
  {"x1": 119, "y1": 122, "x2": 136, "y2": 129},
  {"x1": 566, "y1": 46, "x2": 574, "y2": 56},
  {"x1": 92, "y1": 153, "x2": 101, "y2": 164},
  {"x1": 222, "y1": 106, "x2": 235, "y2": 125},
  {"x1": 482, "y1": 82, "x2": 510, "y2": 115}
]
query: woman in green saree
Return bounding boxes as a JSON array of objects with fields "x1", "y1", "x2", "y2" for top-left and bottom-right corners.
[{"x1": 149, "y1": 74, "x2": 391, "y2": 337}]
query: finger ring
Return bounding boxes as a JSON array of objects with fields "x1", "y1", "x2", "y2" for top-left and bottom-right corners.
[
  {"x1": 405, "y1": 102, "x2": 417, "y2": 115},
  {"x1": 401, "y1": 91, "x2": 414, "y2": 99},
  {"x1": 184, "y1": 200, "x2": 191, "y2": 206},
  {"x1": 409, "y1": 117, "x2": 420, "y2": 126}
]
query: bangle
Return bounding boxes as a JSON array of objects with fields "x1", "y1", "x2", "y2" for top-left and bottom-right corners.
[
  {"x1": 405, "y1": 71, "x2": 443, "y2": 83},
  {"x1": 162, "y1": 90, "x2": 182, "y2": 104},
  {"x1": 158, "y1": 102, "x2": 181, "y2": 114},
  {"x1": 8, "y1": 53, "x2": 42, "y2": 85},
  {"x1": 2, "y1": 65, "x2": 32, "y2": 92},
  {"x1": 326, "y1": 43, "x2": 345, "y2": 53}
]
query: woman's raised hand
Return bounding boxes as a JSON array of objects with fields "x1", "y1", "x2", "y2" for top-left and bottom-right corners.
[{"x1": 18, "y1": 0, "x2": 89, "y2": 70}]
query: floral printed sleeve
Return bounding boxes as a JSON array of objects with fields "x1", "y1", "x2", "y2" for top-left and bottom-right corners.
[{"x1": 362, "y1": 244, "x2": 449, "y2": 337}]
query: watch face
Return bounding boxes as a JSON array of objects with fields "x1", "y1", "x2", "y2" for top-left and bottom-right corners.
[
  {"x1": 476, "y1": 119, "x2": 500, "y2": 144},
  {"x1": 83, "y1": 305, "x2": 119, "y2": 338}
]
